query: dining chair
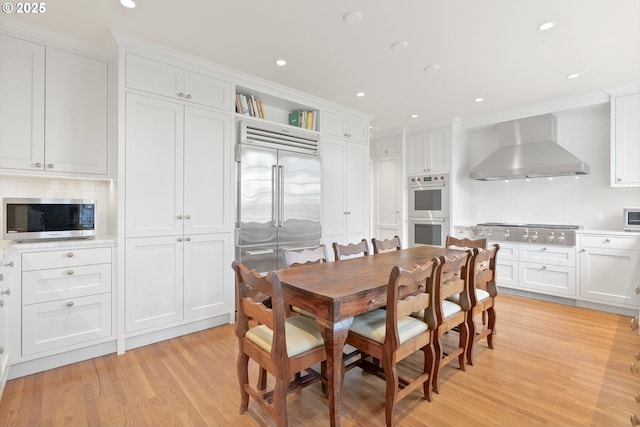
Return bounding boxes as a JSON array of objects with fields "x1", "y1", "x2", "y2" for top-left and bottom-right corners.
[
  {"x1": 346, "y1": 258, "x2": 440, "y2": 426},
  {"x1": 465, "y1": 244, "x2": 500, "y2": 365},
  {"x1": 431, "y1": 251, "x2": 472, "y2": 394},
  {"x1": 283, "y1": 244, "x2": 329, "y2": 268},
  {"x1": 445, "y1": 235, "x2": 487, "y2": 250},
  {"x1": 332, "y1": 239, "x2": 370, "y2": 261},
  {"x1": 371, "y1": 236, "x2": 402, "y2": 254},
  {"x1": 232, "y1": 260, "x2": 326, "y2": 427}
]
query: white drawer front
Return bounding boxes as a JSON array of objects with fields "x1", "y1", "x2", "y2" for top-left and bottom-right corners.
[
  {"x1": 580, "y1": 235, "x2": 640, "y2": 251},
  {"x1": 490, "y1": 241, "x2": 518, "y2": 261},
  {"x1": 22, "y1": 247, "x2": 111, "y2": 271},
  {"x1": 519, "y1": 245, "x2": 576, "y2": 267},
  {"x1": 519, "y1": 262, "x2": 576, "y2": 296},
  {"x1": 22, "y1": 263, "x2": 111, "y2": 304},
  {"x1": 495, "y1": 259, "x2": 518, "y2": 288},
  {"x1": 22, "y1": 293, "x2": 111, "y2": 356}
]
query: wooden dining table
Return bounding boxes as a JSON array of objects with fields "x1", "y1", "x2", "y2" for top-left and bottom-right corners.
[{"x1": 275, "y1": 244, "x2": 463, "y2": 427}]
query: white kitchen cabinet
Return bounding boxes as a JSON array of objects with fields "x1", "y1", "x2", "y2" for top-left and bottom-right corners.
[
  {"x1": 579, "y1": 234, "x2": 640, "y2": 307},
  {"x1": 0, "y1": 35, "x2": 108, "y2": 176},
  {"x1": 518, "y1": 244, "x2": 576, "y2": 296},
  {"x1": 322, "y1": 111, "x2": 368, "y2": 143},
  {"x1": 407, "y1": 127, "x2": 450, "y2": 175},
  {"x1": 20, "y1": 246, "x2": 113, "y2": 356},
  {"x1": 45, "y1": 48, "x2": 108, "y2": 175},
  {"x1": 611, "y1": 91, "x2": 640, "y2": 187},
  {"x1": 125, "y1": 53, "x2": 232, "y2": 111},
  {"x1": 125, "y1": 93, "x2": 231, "y2": 237},
  {"x1": 322, "y1": 136, "x2": 370, "y2": 254},
  {"x1": 371, "y1": 151, "x2": 402, "y2": 241},
  {"x1": 372, "y1": 136, "x2": 401, "y2": 157},
  {"x1": 0, "y1": 254, "x2": 16, "y2": 400},
  {"x1": 490, "y1": 241, "x2": 519, "y2": 289},
  {"x1": 125, "y1": 233, "x2": 231, "y2": 332},
  {"x1": 0, "y1": 34, "x2": 45, "y2": 171}
]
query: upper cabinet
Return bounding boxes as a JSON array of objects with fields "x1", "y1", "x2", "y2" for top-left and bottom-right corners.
[
  {"x1": 407, "y1": 127, "x2": 450, "y2": 174},
  {"x1": 125, "y1": 53, "x2": 232, "y2": 111},
  {"x1": 323, "y1": 111, "x2": 368, "y2": 142},
  {"x1": 611, "y1": 90, "x2": 640, "y2": 187},
  {"x1": 0, "y1": 34, "x2": 109, "y2": 176}
]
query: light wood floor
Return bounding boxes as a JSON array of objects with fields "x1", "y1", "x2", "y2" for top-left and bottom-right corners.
[{"x1": 1, "y1": 294, "x2": 639, "y2": 427}]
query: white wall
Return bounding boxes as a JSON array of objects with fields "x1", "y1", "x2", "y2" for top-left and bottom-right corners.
[
  {"x1": 466, "y1": 103, "x2": 640, "y2": 231},
  {"x1": 0, "y1": 176, "x2": 113, "y2": 240}
]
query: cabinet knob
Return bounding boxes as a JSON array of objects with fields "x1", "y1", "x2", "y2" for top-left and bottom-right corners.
[
  {"x1": 177, "y1": 92, "x2": 185, "y2": 98},
  {"x1": 66, "y1": 301, "x2": 74, "y2": 307},
  {"x1": 177, "y1": 237, "x2": 183, "y2": 242},
  {"x1": 66, "y1": 270, "x2": 74, "y2": 275},
  {"x1": 66, "y1": 252, "x2": 74, "y2": 258},
  {"x1": 0, "y1": 273, "x2": 3, "y2": 281},
  {"x1": 4, "y1": 261, "x2": 13, "y2": 267},
  {"x1": 581, "y1": 248, "x2": 587, "y2": 252},
  {"x1": 541, "y1": 265, "x2": 547, "y2": 270},
  {"x1": 47, "y1": 163, "x2": 54, "y2": 169},
  {"x1": 0, "y1": 347, "x2": 4, "y2": 354},
  {"x1": 618, "y1": 178, "x2": 623, "y2": 182},
  {"x1": 636, "y1": 286, "x2": 640, "y2": 295},
  {"x1": 632, "y1": 414, "x2": 640, "y2": 426},
  {"x1": 185, "y1": 237, "x2": 191, "y2": 242},
  {"x1": 604, "y1": 238, "x2": 611, "y2": 243},
  {"x1": 186, "y1": 94, "x2": 192, "y2": 99},
  {"x1": 0, "y1": 288, "x2": 9, "y2": 296},
  {"x1": 632, "y1": 317, "x2": 639, "y2": 331},
  {"x1": 0, "y1": 300, "x2": 4, "y2": 307},
  {"x1": 185, "y1": 214, "x2": 191, "y2": 220},
  {"x1": 34, "y1": 162, "x2": 42, "y2": 168},
  {"x1": 177, "y1": 214, "x2": 183, "y2": 220}
]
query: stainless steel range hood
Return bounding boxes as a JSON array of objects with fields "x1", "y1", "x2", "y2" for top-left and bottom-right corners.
[{"x1": 469, "y1": 113, "x2": 590, "y2": 181}]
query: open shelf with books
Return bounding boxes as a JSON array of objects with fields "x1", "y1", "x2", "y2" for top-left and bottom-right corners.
[{"x1": 235, "y1": 85, "x2": 319, "y2": 132}]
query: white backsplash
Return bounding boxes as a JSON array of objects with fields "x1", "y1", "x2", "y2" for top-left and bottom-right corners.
[
  {"x1": 467, "y1": 104, "x2": 640, "y2": 231},
  {"x1": 0, "y1": 175, "x2": 114, "y2": 239}
]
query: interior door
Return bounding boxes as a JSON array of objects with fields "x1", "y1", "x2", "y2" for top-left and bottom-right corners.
[{"x1": 277, "y1": 149, "x2": 321, "y2": 244}]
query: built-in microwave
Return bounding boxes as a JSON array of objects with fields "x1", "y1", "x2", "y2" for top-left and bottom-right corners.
[
  {"x1": 409, "y1": 173, "x2": 450, "y2": 218},
  {"x1": 624, "y1": 207, "x2": 640, "y2": 231},
  {"x1": 3, "y1": 198, "x2": 96, "y2": 241},
  {"x1": 408, "y1": 218, "x2": 448, "y2": 247}
]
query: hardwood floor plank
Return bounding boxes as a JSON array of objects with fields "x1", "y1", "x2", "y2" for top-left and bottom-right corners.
[{"x1": 1, "y1": 294, "x2": 639, "y2": 426}]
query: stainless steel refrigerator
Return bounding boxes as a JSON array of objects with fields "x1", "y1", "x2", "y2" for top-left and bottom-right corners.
[{"x1": 235, "y1": 121, "x2": 321, "y2": 272}]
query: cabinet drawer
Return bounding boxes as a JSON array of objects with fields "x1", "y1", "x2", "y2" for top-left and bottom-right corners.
[
  {"x1": 374, "y1": 137, "x2": 401, "y2": 156},
  {"x1": 495, "y1": 259, "x2": 518, "y2": 288},
  {"x1": 519, "y1": 263, "x2": 576, "y2": 296},
  {"x1": 22, "y1": 293, "x2": 111, "y2": 356},
  {"x1": 22, "y1": 263, "x2": 111, "y2": 304},
  {"x1": 519, "y1": 245, "x2": 576, "y2": 267},
  {"x1": 22, "y1": 247, "x2": 111, "y2": 271},
  {"x1": 580, "y1": 235, "x2": 640, "y2": 251},
  {"x1": 491, "y1": 241, "x2": 518, "y2": 261}
]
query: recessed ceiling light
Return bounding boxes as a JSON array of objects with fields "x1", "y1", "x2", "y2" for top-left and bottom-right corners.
[
  {"x1": 356, "y1": 92, "x2": 365, "y2": 97},
  {"x1": 424, "y1": 64, "x2": 440, "y2": 72},
  {"x1": 391, "y1": 41, "x2": 408, "y2": 51},
  {"x1": 567, "y1": 73, "x2": 580, "y2": 79},
  {"x1": 474, "y1": 97, "x2": 484, "y2": 103},
  {"x1": 411, "y1": 114, "x2": 419, "y2": 119},
  {"x1": 537, "y1": 21, "x2": 555, "y2": 31},
  {"x1": 343, "y1": 11, "x2": 363, "y2": 24},
  {"x1": 120, "y1": 0, "x2": 136, "y2": 8},
  {"x1": 275, "y1": 59, "x2": 287, "y2": 66}
]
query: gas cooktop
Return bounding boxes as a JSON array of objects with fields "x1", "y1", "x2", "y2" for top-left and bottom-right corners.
[
  {"x1": 476, "y1": 222, "x2": 582, "y2": 230},
  {"x1": 471, "y1": 223, "x2": 582, "y2": 246}
]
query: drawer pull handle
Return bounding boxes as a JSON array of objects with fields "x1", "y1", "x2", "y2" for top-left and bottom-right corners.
[
  {"x1": 66, "y1": 252, "x2": 74, "y2": 258},
  {"x1": 604, "y1": 239, "x2": 611, "y2": 243},
  {"x1": 369, "y1": 299, "x2": 375, "y2": 305},
  {"x1": 0, "y1": 273, "x2": 3, "y2": 281},
  {"x1": 0, "y1": 300, "x2": 4, "y2": 307},
  {"x1": 67, "y1": 301, "x2": 74, "y2": 307},
  {"x1": 67, "y1": 270, "x2": 74, "y2": 275},
  {"x1": 0, "y1": 288, "x2": 9, "y2": 296},
  {"x1": 0, "y1": 347, "x2": 4, "y2": 354},
  {"x1": 4, "y1": 261, "x2": 13, "y2": 267}
]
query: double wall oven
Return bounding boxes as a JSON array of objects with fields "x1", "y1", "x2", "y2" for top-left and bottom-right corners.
[{"x1": 408, "y1": 173, "x2": 450, "y2": 247}]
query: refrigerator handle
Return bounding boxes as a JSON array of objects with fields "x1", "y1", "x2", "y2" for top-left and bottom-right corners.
[
  {"x1": 271, "y1": 165, "x2": 278, "y2": 227},
  {"x1": 278, "y1": 165, "x2": 284, "y2": 227}
]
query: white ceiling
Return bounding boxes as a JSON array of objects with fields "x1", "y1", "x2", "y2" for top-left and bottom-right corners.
[{"x1": 3, "y1": 0, "x2": 639, "y2": 134}]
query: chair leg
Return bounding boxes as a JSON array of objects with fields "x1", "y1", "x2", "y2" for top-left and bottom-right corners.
[
  {"x1": 382, "y1": 356, "x2": 399, "y2": 427},
  {"x1": 257, "y1": 367, "x2": 268, "y2": 391},
  {"x1": 457, "y1": 320, "x2": 468, "y2": 371},
  {"x1": 423, "y1": 344, "x2": 435, "y2": 402},
  {"x1": 237, "y1": 352, "x2": 250, "y2": 414},
  {"x1": 432, "y1": 331, "x2": 443, "y2": 394},
  {"x1": 487, "y1": 307, "x2": 497, "y2": 349},
  {"x1": 466, "y1": 313, "x2": 477, "y2": 366},
  {"x1": 273, "y1": 370, "x2": 289, "y2": 427}
]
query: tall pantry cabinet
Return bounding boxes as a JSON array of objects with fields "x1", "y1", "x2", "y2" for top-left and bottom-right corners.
[{"x1": 120, "y1": 49, "x2": 234, "y2": 347}]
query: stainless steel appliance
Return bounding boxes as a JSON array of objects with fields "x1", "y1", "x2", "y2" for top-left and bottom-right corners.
[
  {"x1": 408, "y1": 218, "x2": 448, "y2": 247},
  {"x1": 624, "y1": 208, "x2": 640, "y2": 231},
  {"x1": 409, "y1": 173, "x2": 450, "y2": 218},
  {"x1": 471, "y1": 222, "x2": 581, "y2": 246},
  {"x1": 235, "y1": 120, "x2": 321, "y2": 272},
  {"x1": 3, "y1": 197, "x2": 96, "y2": 241}
]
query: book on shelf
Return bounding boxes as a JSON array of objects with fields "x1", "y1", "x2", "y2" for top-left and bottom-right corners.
[
  {"x1": 235, "y1": 94, "x2": 265, "y2": 119},
  {"x1": 288, "y1": 109, "x2": 318, "y2": 131}
]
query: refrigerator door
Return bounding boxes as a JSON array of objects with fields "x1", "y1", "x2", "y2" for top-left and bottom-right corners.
[
  {"x1": 236, "y1": 245, "x2": 278, "y2": 274},
  {"x1": 237, "y1": 145, "x2": 278, "y2": 247},
  {"x1": 277, "y1": 149, "x2": 321, "y2": 244}
]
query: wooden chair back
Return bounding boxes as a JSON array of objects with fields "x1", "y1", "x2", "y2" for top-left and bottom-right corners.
[
  {"x1": 445, "y1": 235, "x2": 487, "y2": 249},
  {"x1": 332, "y1": 239, "x2": 370, "y2": 261},
  {"x1": 283, "y1": 244, "x2": 328, "y2": 268},
  {"x1": 371, "y1": 235, "x2": 401, "y2": 254},
  {"x1": 469, "y1": 244, "x2": 499, "y2": 306},
  {"x1": 434, "y1": 252, "x2": 472, "y2": 321}
]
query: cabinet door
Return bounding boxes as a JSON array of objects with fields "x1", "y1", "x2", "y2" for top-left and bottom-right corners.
[
  {"x1": 0, "y1": 34, "x2": 45, "y2": 171},
  {"x1": 580, "y1": 247, "x2": 640, "y2": 306},
  {"x1": 372, "y1": 155, "x2": 401, "y2": 240},
  {"x1": 45, "y1": 48, "x2": 108, "y2": 174},
  {"x1": 407, "y1": 128, "x2": 450, "y2": 174},
  {"x1": 183, "y1": 234, "x2": 231, "y2": 319},
  {"x1": 0, "y1": 294, "x2": 9, "y2": 396},
  {"x1": 345, "y1": 142, "x2": 369, "y2": 243},
  {"x1": 323, "y1": 113, "x2": 368, "y2": 142},
  {"x1": 183, "y1": 107, "x2": 231, "y2": 235},
  {"x1": 125, "y1": 94, "x2": 184, "y2": 237},
  {"x1": 495, "y1": 259, "x2": 519, "y2": 289},
  {"x1": 519, "y1": 262, "x2": 576, "y2": 296},
  {"x1": 125, "y1": 53, "x2": 184, "y2": 100},
  {"x1": 183, "y1": 70, "x2": 231, "y2": 111},
  {"x1": 321, "y1": 137, "x2": 347, "y2": 247},
  {"x1": 125, "y1": 237, "x2": 183, "y2": 332},
  {"x1": 407, "y1": 131, "x2": 428, "y2": 174},
  {"x1": 612, "y1": 92, "x2": 640, "y2": 187}
]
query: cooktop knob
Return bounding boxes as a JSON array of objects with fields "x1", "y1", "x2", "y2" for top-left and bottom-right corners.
[{"x1": 548, "y1": 232, "x2": 555, "y2": 242}]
